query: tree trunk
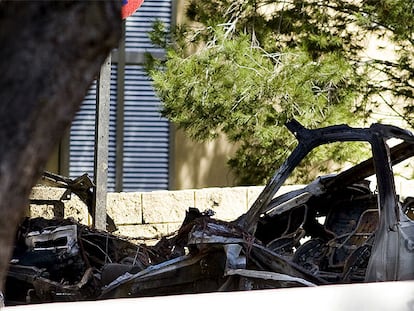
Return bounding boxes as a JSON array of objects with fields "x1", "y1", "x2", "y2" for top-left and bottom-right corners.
[{"x1": 0, "y1": 1, "x2": 121, "y2": 291}]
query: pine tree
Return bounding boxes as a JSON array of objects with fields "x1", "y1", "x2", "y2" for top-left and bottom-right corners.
[{"x1": 147, "y1": 0, "x2": 414, "y2": 185}]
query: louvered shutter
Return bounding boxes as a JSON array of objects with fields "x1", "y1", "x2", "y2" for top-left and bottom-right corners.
[
  {"x1": 125, "y1": 0, "x2": 171, "y2": 50},
  {"x1": 69, "y1": 66, "x2": 117, "y2": 191},
  {"x1": 122, "y1": 0, "x2": 171, "y2": 191},
  {"x1": 69, "y1": 0, "x2": 171, "y2": 192},
  {"x1": 123, "y1": 65, "x2": 169, "y2": 191}
]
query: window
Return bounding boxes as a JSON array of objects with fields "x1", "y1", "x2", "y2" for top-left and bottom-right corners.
[{"x1": 69, "y1": 0, "x2": 172, "y2": 192}]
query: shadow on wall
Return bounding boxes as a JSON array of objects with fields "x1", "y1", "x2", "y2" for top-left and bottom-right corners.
[{"x1": 173, "y1": 129, "x2": 238, "y2": 189}]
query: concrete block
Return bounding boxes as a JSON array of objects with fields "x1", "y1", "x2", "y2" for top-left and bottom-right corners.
[
  {"x1": 30, "y1": 204, "x2": 58, "y2": 219},
  {"x1": 167, "y1": 222, "x2": 182, "y2": 234},
  {"x1": 30, "y1": 186, "x2": 71, "y2": 201},
  {"x1": 142, "y1": 190, "x2": 195, "y2": 224},
  {"x1": 107, "y1": 192, "x2": 142, "y2": 225},
  {"x1": 115, "y1": 223, "x2": 172, "y2": 245},
  {"x1": 247, "y1": 186, "x2": 264, "y2": 207},
  {"x1": 195, "y1": 187, "x2": 248, "y2": 221},
  {"x1": 63, "y1": 194, "x2": 89, "y2": 224},
  {"x1": 277, "y1": 184, "x2": 305, "y2": 195},
  {"x1": 247, "y1": 185, "x2": 305, "y2": 209},
  {"x1": 29, "y1": 186, "x2": 89, "y2": 224}
]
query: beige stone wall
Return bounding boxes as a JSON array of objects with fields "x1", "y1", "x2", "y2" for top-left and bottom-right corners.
[
  {"x1": 28, "y1": 185, "x2": 301, "y2": 244},
  {"x1": 29, "y1": 180, "x2": 414, "y2": 245}
]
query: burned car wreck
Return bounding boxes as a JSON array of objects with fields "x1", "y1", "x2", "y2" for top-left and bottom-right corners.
[{"x1": 5, "y1": 119, "x2": 414, "y2": 305}]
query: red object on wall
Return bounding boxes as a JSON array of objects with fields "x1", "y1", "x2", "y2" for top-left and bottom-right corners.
[{"x1": 122, "y1": 0, "x2": 144, "y2": 19}]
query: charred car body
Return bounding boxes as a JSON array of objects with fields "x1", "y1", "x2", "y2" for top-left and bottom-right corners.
[{"x1": 5, "y1": 120, "x2": 414, "y2": 305}]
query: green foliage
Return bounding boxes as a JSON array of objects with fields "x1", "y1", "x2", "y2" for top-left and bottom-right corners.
[{"x1": 146, "y1": 0, "x2": 413, "y2": 185}]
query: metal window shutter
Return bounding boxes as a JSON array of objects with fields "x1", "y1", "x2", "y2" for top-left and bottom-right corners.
[
  {"x1": 122, "y1": 0, "x2": 171, "y2": 191},
  {"x1": 123, "y1": 65, "x2": 169, "y2": 191},
  {"x1": 125, "y1": 0, "x2": 172, "y2": 51},
  {"x1": 69, "y1": 0, "x2": 171, "y2": 192},
  {"x1": 69, "y1": 66, "x2": 117, "y2": 191}
]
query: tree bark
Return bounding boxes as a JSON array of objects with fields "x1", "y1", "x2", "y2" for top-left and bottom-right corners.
[{"x1": 0, "y1": 1, "x2": 121, "y2": 291}]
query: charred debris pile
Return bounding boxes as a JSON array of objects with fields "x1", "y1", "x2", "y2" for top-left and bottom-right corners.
[{"x1": 5, "y1": 120, "x2": 414, "y2": 305}]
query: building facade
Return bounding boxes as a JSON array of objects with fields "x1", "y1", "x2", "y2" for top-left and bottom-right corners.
[{"x1": 46, "y1": 0, "x2": 236, "y2": 192}]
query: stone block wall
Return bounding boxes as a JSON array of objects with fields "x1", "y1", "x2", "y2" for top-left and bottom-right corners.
[
  {"x1": 28, "y1": 180, "x2": 414, "y2": 245},
  {"x1": 28, "y1": 185, "x2": 301, "y2": 244}
]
